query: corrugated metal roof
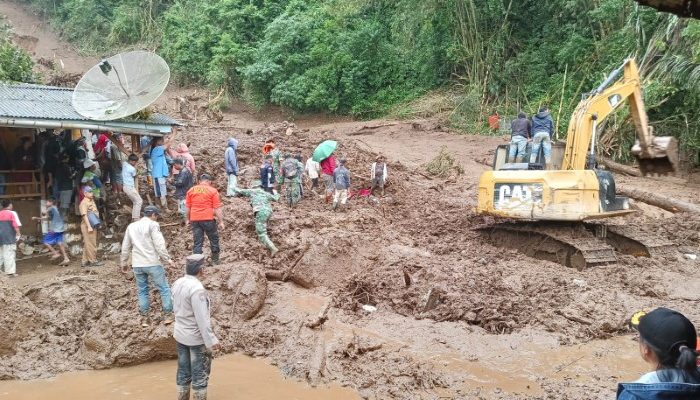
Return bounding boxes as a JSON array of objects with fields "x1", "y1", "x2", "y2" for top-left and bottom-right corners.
[{"x1": 0, "y1": 83, "x2": 180, "y2": 126}]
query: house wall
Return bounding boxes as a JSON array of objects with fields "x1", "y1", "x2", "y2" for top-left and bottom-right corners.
[{"x1": 1, "y1": 127, "x2": 42, "y2": 235}]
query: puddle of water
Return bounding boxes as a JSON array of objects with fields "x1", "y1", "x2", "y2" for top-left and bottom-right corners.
[{"x1": 0, "y1": 353, "x2": 360, "y2": 400}]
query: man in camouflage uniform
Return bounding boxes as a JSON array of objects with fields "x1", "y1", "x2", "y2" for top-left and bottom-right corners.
[
  {"x1": 279, "y1": 153, "x2": 304, "y2": 208},
  {"x1": 234, "y1": 181, "x2": 280, "y2": 255}
]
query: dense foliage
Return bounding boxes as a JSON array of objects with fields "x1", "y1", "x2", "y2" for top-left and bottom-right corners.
[
  {"x1": 0, "y1": 18, "x2": 35, "y2": 82},
  {"x1": 18, "y1": 0, "x2": 700, "y2": 161}
]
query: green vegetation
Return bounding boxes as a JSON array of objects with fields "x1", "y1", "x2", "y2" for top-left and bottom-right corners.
[
  {"x1": 17, "y1": 0, "x2": 700, "y2": 161},
  {"x1": 0, "y1": 18, "x2": 35, "y2": 82}
]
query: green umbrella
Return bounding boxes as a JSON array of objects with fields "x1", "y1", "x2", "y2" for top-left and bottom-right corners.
[{"x1": 312, "y1": 140, "x2": 337, "y2": 162}]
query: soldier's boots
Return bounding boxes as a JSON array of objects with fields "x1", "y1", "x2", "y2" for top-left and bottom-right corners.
[
  {"x1": 192, "y1": 389, "x2": 207, "y2": 400},
  {"x1": 262, "y1": 236, "x2": 278, "y2": 256},
  {"x1": 177, "y1": 385, "x2": 190, "y2": 400}
]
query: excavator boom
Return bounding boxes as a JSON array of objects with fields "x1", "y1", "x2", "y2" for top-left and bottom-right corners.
[{"x1": 561, "y1": 59, "x2": 678, "y2": 175}]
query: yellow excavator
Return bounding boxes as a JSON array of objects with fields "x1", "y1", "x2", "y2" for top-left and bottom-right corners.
[{"x1": 476, "y1": 59, "x2": 678, "y2": 270}]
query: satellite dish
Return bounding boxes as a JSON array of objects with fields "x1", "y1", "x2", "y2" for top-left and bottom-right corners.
[{"x1": 72, "y1": 50, "x2": 170, "y2": 121}]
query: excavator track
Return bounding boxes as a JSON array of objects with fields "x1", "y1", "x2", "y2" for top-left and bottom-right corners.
[
  {"x1": 477, "y1": 222, "x2": 677, "y2": 270},
  {"x1": 477, "y1": 222, "x2": 617, "y2": 270},
  {"x1": 587, "y1": 224, "x2": 675, "y2": 258}
]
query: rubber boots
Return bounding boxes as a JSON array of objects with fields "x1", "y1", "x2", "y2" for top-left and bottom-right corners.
[
  {"x1": 211, "y1": 253, "x2": 220, "y2": 265},
  {"x1": 160, "y1": 197, "x2": 171, "y2": 212},
  {"x1": 262, "y1": 236, "x2": 278, "y2": 256},
  {"x1": 193, "y1": 389, "x2": 207, "y2": 400},
  {"x1": 177, "y1": 385, "x2": 190, "y2": 400}
]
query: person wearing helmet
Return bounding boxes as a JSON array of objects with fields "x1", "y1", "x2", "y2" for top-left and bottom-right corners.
[
  {"x1": 618, "y1": 308, "x2": 700, "y2": 399},
  {"x1": 120, "y1": 205, "x2": 175, "y2": 326},
  {"x1": 233, "y1": 180, "x2": 280, "y2": 255}
]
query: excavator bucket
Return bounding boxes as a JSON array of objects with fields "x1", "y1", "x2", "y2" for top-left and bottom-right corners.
[{"x1": 631, "y1": 136, "x2": 679, "y2": 176}]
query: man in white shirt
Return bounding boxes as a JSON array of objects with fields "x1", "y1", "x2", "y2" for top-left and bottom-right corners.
[
  {"x1": 305, "y1": 156, "x2": 320, "y2": 193},
  {"x1": 122, "y1": 154, "x2": 143, "y2": 222},
  {"x1": 120, "y1": 205, "x2": 174, "y2": 326},
  {"x1": 172, "y1": 254, "x2": 220, "y2": 400}
]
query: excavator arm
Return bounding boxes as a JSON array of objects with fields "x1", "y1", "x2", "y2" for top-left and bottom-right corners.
[{"x1": 561, "y1": 59, "x2": 678, "y2": 175}]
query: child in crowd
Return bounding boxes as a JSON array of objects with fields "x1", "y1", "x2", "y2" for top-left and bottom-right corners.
[{"x1": 32, "y1": 197, "x2": 70, "y2": 266}]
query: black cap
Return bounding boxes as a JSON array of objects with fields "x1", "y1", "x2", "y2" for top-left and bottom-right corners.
[
  {"x1": 186, "y1": 254, "x2": 206, "y2": 275},
  {"x1": 143, "y1": 205, "x2": 161, "y2": 217},
  {"x1": 638, "y1": 308, "x2": 697, "y2": 354},
  {"x1": 200, "y1": 173, "x2": 212, "y2": 181}
]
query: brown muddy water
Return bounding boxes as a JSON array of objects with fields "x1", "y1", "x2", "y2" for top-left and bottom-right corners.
[{"x1": 0, "y1": 354, "x2": 360, "y2": 400}]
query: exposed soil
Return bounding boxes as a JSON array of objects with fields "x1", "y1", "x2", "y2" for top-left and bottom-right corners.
[{"x1": 2, "y1": 2, "x2": 700, "y2": 399}]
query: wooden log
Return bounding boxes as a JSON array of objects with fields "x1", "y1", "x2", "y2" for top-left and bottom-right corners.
[
  {"x1": 618, "y1": 185, "x2": 700, "y2": 214},
  {"x1": 264, "y1": 270, "x2": 314, "y2": 289},
  {"x1": 282, "y1": 244, "x2": 311, "y2": 281},
  {"x1": 306, "y1": 301, "x2": 331, "y2": 329},
  {"x1": 599, "y1": 158, "x2": 642, "y2": 177},
  {"x1": 308, "y1": 336, "x2": 326, "y2": 387}
]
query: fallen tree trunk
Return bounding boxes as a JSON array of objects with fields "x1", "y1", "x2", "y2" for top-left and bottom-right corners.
[
  {"x1": 618, "y1": 185, "x2": 700, "y2": 214},
  {"x1": 634, "y1": 0, "x2": 700, "y2": 19},
  {"x1": 600, "y1": 158, "x2": 642, "y2": 177}
]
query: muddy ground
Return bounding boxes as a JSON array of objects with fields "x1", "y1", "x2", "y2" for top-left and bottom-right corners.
[{"x1": 2, "y1": 1, "x2": 700, "y2": 399}]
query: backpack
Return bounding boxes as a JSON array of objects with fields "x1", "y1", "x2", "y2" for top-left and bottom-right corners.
[{"x1": 283, "y1": 159, "x2": 298, "y2": 179}]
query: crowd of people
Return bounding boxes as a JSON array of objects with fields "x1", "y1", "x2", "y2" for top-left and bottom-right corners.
[{"x1": 111, "y1": 135, "x2": 391, "y2": 399}]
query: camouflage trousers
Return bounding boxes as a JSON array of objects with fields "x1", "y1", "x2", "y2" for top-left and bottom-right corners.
[
  {"x1": 255, "y1": 208, "x2": 276, "y2": 250},
  {"x1": 284, "y1": 182, "x2": 301, "y2": 207}
]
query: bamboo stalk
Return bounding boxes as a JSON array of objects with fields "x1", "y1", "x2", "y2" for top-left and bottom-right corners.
[{"x1": 555, "y1": 64, "x2": 568, "y2": 140}]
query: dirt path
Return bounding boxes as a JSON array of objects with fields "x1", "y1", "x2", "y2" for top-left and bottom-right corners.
[{"x1": 0, "y1": 0, "x2": 96, "y2": 75}]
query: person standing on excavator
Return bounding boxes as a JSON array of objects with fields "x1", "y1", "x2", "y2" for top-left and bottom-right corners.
[
  {"x1": 529, "y1": 106, "x2": 555, "y2": 168},
  {"x1": 509, "y1": 112, "x2": 531, "y2": 163}
]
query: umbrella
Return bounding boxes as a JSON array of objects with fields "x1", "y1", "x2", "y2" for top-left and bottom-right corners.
[{"x1": 312, "y1": 140, "x2": 337, "y2": 162}]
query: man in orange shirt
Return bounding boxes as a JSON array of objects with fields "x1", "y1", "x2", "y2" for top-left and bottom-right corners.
[{"x1": 185, "y1": 174, "x2": 225, "y2": 264}]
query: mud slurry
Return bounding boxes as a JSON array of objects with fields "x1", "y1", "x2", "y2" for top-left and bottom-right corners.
[{"x1": 1, "y1": 123, "x2": 699, "y2": 399}]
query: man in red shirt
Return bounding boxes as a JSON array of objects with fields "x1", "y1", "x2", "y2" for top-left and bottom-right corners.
[
  {"x1": 185, "y1": 174, "x2": 225, "y2": 264},
  {"x1": 320, "y1": 155, "x2": 336, "y2": 203}
]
